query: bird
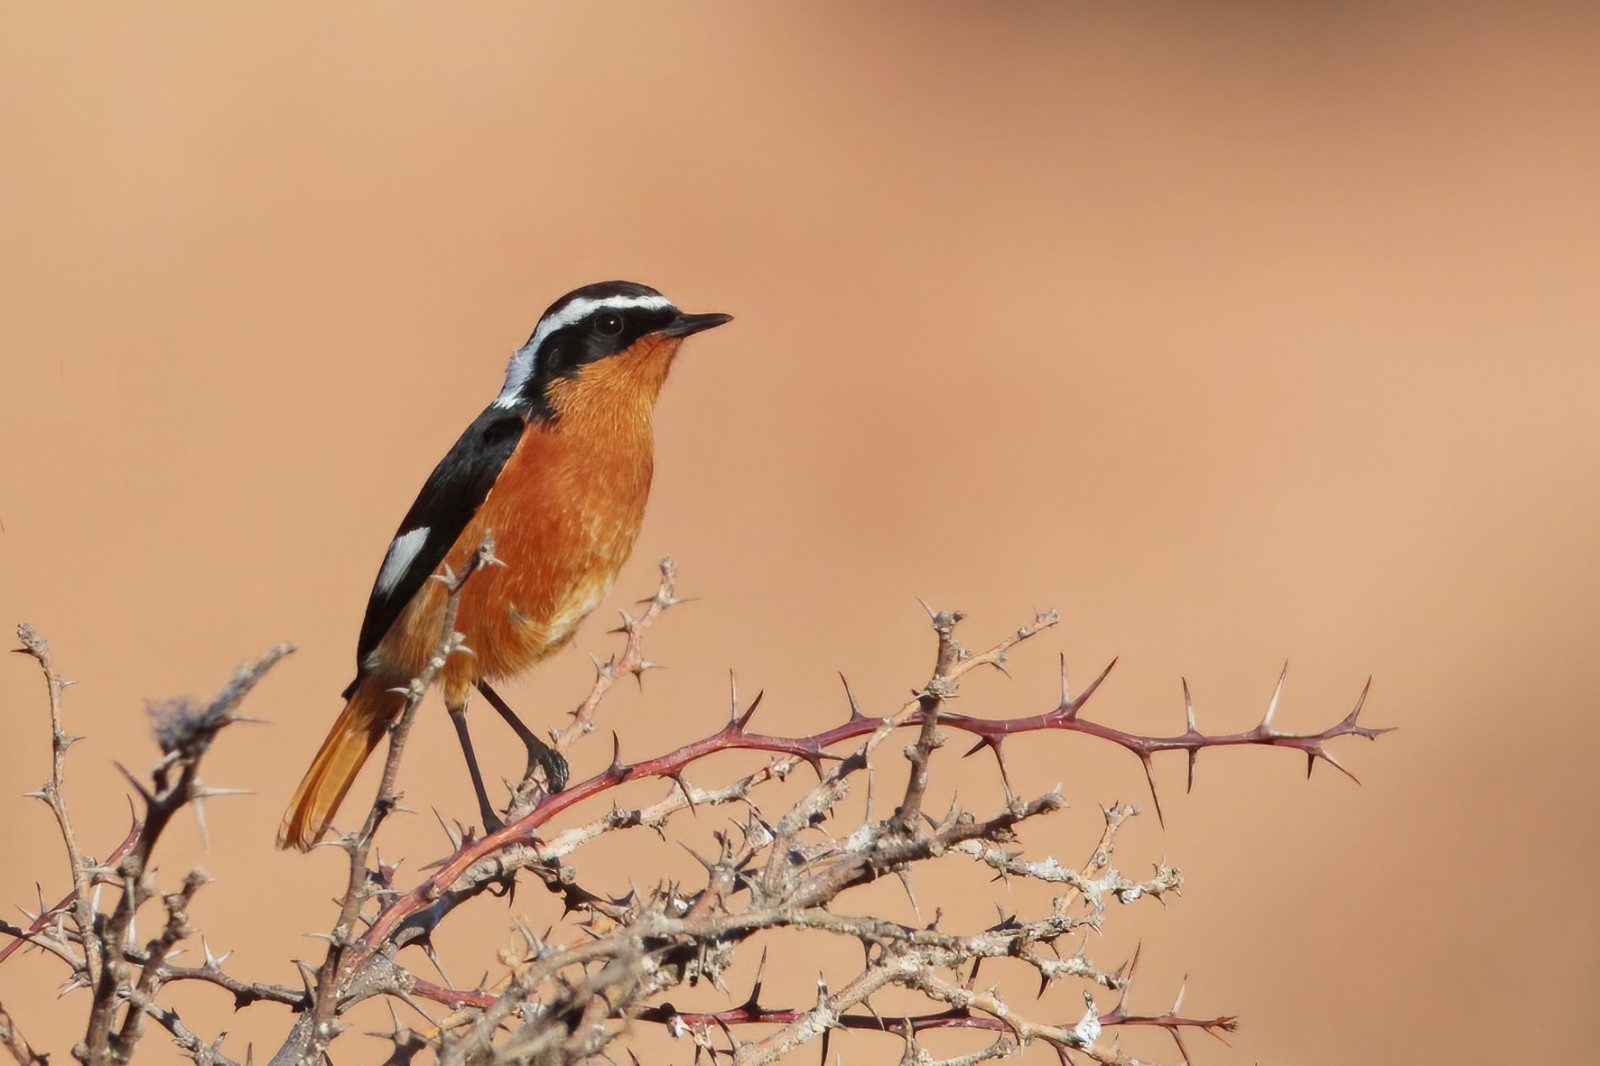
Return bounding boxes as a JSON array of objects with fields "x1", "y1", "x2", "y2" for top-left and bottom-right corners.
[{"x1": 277, "y1": 280, "x2": 730, "y2": 851}]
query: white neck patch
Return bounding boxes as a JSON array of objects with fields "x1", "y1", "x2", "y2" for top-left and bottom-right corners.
[{"x1": 493, "y1": 293, "x2": 675, "y2": 408}]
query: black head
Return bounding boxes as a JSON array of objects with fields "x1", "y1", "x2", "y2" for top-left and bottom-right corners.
[{"x1": 493, "y1": 281, "x2": 730, "y2": 410}]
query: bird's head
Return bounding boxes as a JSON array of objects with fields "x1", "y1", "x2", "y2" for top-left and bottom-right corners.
[{"x1": 493, "y1": 281, "x2": 730, "y2": 418}]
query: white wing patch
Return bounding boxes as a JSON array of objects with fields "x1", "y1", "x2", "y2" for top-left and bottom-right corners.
[
  {"x1": 493, "y1": 293, "x2": 674, "y2": 409},
  {"x1": 376, "y1": 526, "x2": 430, "y2": 596}
]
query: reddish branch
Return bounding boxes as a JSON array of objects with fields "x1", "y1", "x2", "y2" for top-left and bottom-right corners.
[
  {"x1": 411, "y1": 982, "x2": 1239, "y2": 1046},
  {"x1": 345, "y1": 633, "x2": 1383, "y2": 978},
  {"x1": 306, "y1": 580, "x2": 1378, "y2": 1064},
  {"x1": 0, "y1": 823, "x2": 140, "y2": 968},
  {"x1": 3, "y1": 561, "x2": 1388, "y2": 1066}
]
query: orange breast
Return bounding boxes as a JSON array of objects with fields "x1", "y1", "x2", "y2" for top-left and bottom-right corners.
[{"x1": 376, "y1": 333, "x2": 680, "y2": 707}]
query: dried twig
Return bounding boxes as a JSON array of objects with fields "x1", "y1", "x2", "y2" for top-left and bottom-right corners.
[
  {"x1": 1, "y1": 563, "x2": 1386, "y2": 1066},
  {"x1": 15, "y1": 625, "x2": 102, "y2": 988},
  {"x1": 555, "y1": 556, "x2": 681, "y2": 752},
  {"x1": 6, "y1": 623, "x2": 292, "y2": 1066},
  {"x1": 0, "y1": 1001, "x2": 46, "y2": 1066},
  {"x1": 283, "y1": 534, "x2": 499, "y2": 1066}
]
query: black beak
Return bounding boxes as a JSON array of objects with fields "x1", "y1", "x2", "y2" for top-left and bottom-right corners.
[{"x1": 660, "y1": 311, "x2": 732, "y2": 338}]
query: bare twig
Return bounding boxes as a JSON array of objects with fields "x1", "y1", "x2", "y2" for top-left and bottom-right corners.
[
  {"x1": 15, "y1": 624, "x2": 101, "y2": 988},
  {"x1": 893, "y1": 606, "x2": 965, "y2": 832},
  {"x1": 0, "y1": 1001, "x2": 46, "y2": 1066},
  {"x1": 80, "y1": 641, "x2": 292, "y2": 1066},
  {"x1": 4, "y1": 566, "x2": 1386, "y2": 1066},
  {"x1": 289, "y1": 535, "x2": 499, "y2": 1066},
  {"x1": 555, "y1": 556, "x2": 681, "y2": 752},
  {"x1": 0, "y1": 821, "x2": 140, "y2": 969}
]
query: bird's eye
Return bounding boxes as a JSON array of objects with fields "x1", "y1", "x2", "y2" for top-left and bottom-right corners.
[{"x1": 593, "y1": 313, "x2": 624, "y2": 337}]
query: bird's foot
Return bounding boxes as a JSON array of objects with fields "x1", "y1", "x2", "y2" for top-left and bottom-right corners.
[{"x1": 523, "y1": 738, "x2": 569, "y2": 794}]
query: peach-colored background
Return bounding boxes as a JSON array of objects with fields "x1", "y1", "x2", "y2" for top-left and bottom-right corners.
[{"x1": 3, "y1": 4, "x2": 1597, "y2": 1063}]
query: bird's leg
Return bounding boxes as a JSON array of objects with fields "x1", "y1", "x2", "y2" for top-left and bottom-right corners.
[
  {"x1": 476, "y1": 680, "x2": 570, "y2": 792},
  {"x1": 446, "y1": 699, "x2": 506, "y2": 835}
]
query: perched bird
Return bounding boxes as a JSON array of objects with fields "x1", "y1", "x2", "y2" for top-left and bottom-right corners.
[{"x1": 277, "y1": 281, "x2": 730, "y2": 851}]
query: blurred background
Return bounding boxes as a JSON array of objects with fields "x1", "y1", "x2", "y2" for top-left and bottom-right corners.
[{"x1": 3, "y1": 4, "x2": 1597, "y2": 1063}]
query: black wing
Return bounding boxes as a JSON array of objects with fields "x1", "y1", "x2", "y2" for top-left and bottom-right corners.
[{"x1": 344, "y1": 406, "x2": 526, "y2": 696}]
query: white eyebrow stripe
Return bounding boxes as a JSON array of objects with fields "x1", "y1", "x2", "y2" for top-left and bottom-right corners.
[
  {"x1": 492, "y1": 293, "x2": 674, "y2": 409},
  {"x1": 525, "y1": 293, "x2": 674, "y2": 354},
  {"x1": 376, "y1": 527, "x2": 430, "y2": 596}
]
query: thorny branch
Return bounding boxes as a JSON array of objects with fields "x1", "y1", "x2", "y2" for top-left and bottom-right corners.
[
  {"x1": 15, "y1": 625, "x2": 103, "y2": 989},
  {"x1": 1, "y1": 559, "x2": 1388, "y2": 1066},
  {"x1": 292, "y1": 535, "x2": 502, "y2": 1065},
  {"x1": 0, "y1": 1000, "x2": 46, "y2": 1066},
  {"x1": 7, "y1": 622, "x2": 292, "y2": 1066}
]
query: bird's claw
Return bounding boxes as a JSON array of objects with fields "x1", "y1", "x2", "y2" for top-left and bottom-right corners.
[{"x1": 525, "y1": 742, "x2": 569, "y2": 794}]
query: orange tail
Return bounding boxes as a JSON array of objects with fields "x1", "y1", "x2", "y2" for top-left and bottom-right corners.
[{"x1": 276, "y1": 676, "x2": 398, "y2": 851}]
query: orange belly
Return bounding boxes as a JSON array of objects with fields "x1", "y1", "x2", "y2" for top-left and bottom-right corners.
[
  {"x1": 375, "y1": 416, "x2": 653, "y2": 706},
  {"x1": 371, "y1": 331, "x2": 679, "y2": 708}
]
